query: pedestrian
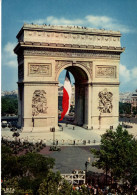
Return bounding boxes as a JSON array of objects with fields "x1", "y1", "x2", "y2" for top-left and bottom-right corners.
[
  {"x1": 73, "y1": 185, "x2": 75, "y2": 191},
  {"x1": 94, "y1": 187, "x2": 97, "y2": 195}
]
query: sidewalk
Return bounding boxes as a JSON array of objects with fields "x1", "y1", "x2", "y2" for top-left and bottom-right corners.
[{"x1": 1, "y1": 122, "x2": 137, "y2": 146}]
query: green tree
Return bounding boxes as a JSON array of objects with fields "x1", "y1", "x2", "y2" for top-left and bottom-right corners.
[
  {"x1": 132, "y1": 106, "x2": 137, "y2": 115},
  {"x1": 18, "y1": 152, "x2": 55, "y2": 178},
  {"x1": 91, "y1": 125, "x2": 137, "y2": 192},
  {"x1": 1, "y1": 95, "x2": 18, "y2": 116},
  {"x1": 58, "y1": 179, "x2": 73, "y2": 195},
  {"x1": 1, "y1": 144, "x2": 55, "y2": 194},
  {"x1": 1, "y1": 145, "x2": 22, "y2": 179},
  {"x1": 38, "y1": 171, "x2": 61, "y2": 195},
  {"x1": 119, "y1": 102, "x2": 131, "y2": 114}
]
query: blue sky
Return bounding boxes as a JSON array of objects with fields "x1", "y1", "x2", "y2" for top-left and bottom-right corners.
[{"x1": 1, "y1": 0, "x2": 137, "y2": 92}]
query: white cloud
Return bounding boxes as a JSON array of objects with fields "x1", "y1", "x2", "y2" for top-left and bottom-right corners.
[
  {"x1": 119, "y1": 64, "x2": 130, "y2": 82},
  {"x1": 86, "y1": 15, "x2": 130, "y2": 33},
  {"x1": 4, "y1": 42, "x2": 16, "y2": 56},
  {"x1": 119, "y1": 64, "x2": 137, "y2": 90},
  {"x1": 25, "y1": 15, "x2": 132, "y2": 33},
  {"x1": 3, "y1": 42, "x2": 17, "y2": 67},
  {"x1": 46, "y1": 16, "x2": 83, "y2": 26}
]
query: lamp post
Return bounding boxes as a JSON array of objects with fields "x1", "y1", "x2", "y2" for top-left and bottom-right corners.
[
  {"x1": 85, "y1": 157, "x2": 90, "y2": 184},
  {"x1": 50, "y1": 127, "x2": 55, "y2": 145}
]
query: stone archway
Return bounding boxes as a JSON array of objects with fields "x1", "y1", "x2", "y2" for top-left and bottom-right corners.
[
  {"x1": 57, "y1": 63, "x2": 91, "y2": 127},
  {"x1": 14, "y1": 24, "x2": 125, "y2": 132}
]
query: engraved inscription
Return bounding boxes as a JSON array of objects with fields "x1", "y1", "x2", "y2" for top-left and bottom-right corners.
[
  {"x1": 98, "y1": 89, "x2": 113, "y2": 113},
  {"x1": 96, "y1": 66, "x2": 116, "y2": 78},
  {"x1": 29, "y1": 63, "x2": 52, "y2": 76},
  {"x1": 32, "y1": 90, "x2": 48, "y2": 116}
]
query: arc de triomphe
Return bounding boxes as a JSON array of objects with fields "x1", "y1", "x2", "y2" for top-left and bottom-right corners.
[{"x1": 14, "y1": 24, "x2": 125, "y2": 132}]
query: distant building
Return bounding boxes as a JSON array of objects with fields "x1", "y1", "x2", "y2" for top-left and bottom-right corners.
[
  {"x1": 1, "y1": 90, "x2": 18, "y2": 96},
  {"x1": 131, "y1": 89, "x2": 137, "y2": 111},
  {"x1": 58, "y1": 85, "x2": 75, "y2": 111},
  {"x1": 119, "y1": 92, "x2": 132, "y2": 103}
]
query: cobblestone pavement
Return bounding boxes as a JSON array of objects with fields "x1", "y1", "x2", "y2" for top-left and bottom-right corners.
[{"x1": 1, "y1": 122, "x2": 137, "y2": 146}]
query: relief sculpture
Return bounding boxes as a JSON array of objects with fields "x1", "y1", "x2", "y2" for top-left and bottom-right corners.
[
  {"x1": 29, "y1": 64, "x2": 51, "y2": 76},
  {"x1": 55, "y1": 61, "x2": 72, "y2": 74},
  {"x1": 96, "y1": 66, "x2": 116, "y2": 78},
  {"x1": 77, "y1": 61, "x2": 92, "y2": 78},
  {"x1": 98, "y1": 89, "x2": 113, "y2": 113},
  {"x1": 32, "y1": 90, "x2": 48, "y2": 116}
]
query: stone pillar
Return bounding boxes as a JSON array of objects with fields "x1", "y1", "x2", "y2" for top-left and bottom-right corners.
[
  {"x1": 22, "y1": 83, "x2": 59, "y2": 132},
  {"x1": 83, "y1": 84, "x2": 92, "y2": 129},
  {"x1": 17, "y1": 84, "x2": 24, "y2": 128},
  {"x1": 75, "y1": 84, "x2": 85, "y2": 126},
  {"x1": 90, "y1": 85, "x2": 119, "y2": 130}
]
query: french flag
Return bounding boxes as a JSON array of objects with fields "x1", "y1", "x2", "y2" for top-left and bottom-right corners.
[{"x1": 59, "y1": 71, "x2": 72, "y2": 121}]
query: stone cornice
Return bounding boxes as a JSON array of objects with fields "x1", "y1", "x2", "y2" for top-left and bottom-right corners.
[
  {"x1": 17, "y1": 24, "x2": 122, "y2": 39},
  {"x1": 14, "y1": 41, "x2": 125, "y2": 54},
  {"x1": 75, "y1": 82, "x2": 120, "y2": 86},
  {"x1": 18, "y1": 81, "x2": 59, "y2": 85},
  {"x1": 90, "y1": 82, "x2": 120, "y2": 86}
]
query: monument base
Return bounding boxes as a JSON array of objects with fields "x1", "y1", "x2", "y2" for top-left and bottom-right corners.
[{"x1": 22, "y1": 125, "x2": 59, "y2": 133}]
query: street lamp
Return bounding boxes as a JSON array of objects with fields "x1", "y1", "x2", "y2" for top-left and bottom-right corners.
[
  {"x1": 50, "y1": 127, "x2": 55, "y2": 145},
  {"x1": 85, "y1": 157, "x2": 90, "y2": 184}
]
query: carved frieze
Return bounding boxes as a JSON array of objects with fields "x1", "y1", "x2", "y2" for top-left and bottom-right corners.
[
  {"x1": 25, "y1": 30, "x2": 119, "y2": 44},
  {"x1": 96, "y1": 66, "x2": 116, "y2": 78},
  {"x1": 18, "y1": 64, "x2": 24, "y2": 79},
  {"x1": 24, "y1": 49, "x2": 120, "y2": 59},
  {"x1": 29, "y1": 63, "x2": 52, "y2": 76},
  {"x1": 32, "y1": 90, "x2": 48, "y2": 116},
  {"x1": 98, "y1": 89, "x2": 113, "y2": 113}
]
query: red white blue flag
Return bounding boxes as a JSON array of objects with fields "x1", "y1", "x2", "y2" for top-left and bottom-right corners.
[{"x1": 59, "y1": 71, "x2": 72, "y2": 121}]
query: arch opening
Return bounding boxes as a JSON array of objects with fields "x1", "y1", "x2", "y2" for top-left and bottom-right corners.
[{"x1": 58, "y1": 65, "x2": 89, "y2": 127}]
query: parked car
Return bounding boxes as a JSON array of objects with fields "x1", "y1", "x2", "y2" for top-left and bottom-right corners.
[{"x1": 1, "y1": 121, "x2": 7, "y2": 128}]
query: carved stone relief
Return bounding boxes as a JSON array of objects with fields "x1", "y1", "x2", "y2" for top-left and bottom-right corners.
[
  {"x1": 96, "y1": 66, "x2": 116, "y2": 78},
  {"x1": 24, "y1": 49, "x2": 120, "y2": 59},
  {"x1": 29, "y1": 63, "x2": 52, "y2": 76},
  {"x1": 25, "y1": 30, "x2": 119, "y2": 43},
  {"x1": 77, "y1": 61, "x2": 92, "y2": 78},
  {"x1": 18, "y1": 64, "x2": 24, "y2": 79},
  {"x1": 55, "y1": 60, "x2": 92, "y2": 79},
  {"x1": 32, "y1": 90, "x2": 48, "y2": 116},
  {"x1": 98, "y1": 89, "x2": 113, "y2": 113},
  {"x1": 55, "y1": 61, "x2": 72, "y2": 75}
]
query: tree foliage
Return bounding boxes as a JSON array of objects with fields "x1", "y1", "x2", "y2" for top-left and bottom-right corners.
[
  {"x1": 1, "y1": 144, "x2": 55, "y2": 194},
  {"x1": 91, "y1": 125, "x2": 137, "y2": 191},
  {"x1": 1, "y1": 95, "x2": 18, "y2": 116},
  {"x1": 119, "y1": 102, "x2": 131, "y2": 114},
  {"x1": 132, "y1": 106, "x2": 137, "y2": 115}
]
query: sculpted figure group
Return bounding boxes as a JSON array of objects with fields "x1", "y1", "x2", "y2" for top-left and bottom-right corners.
[{"x1": 98, "y1": 89, "x2": 113, "y2": 113}]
